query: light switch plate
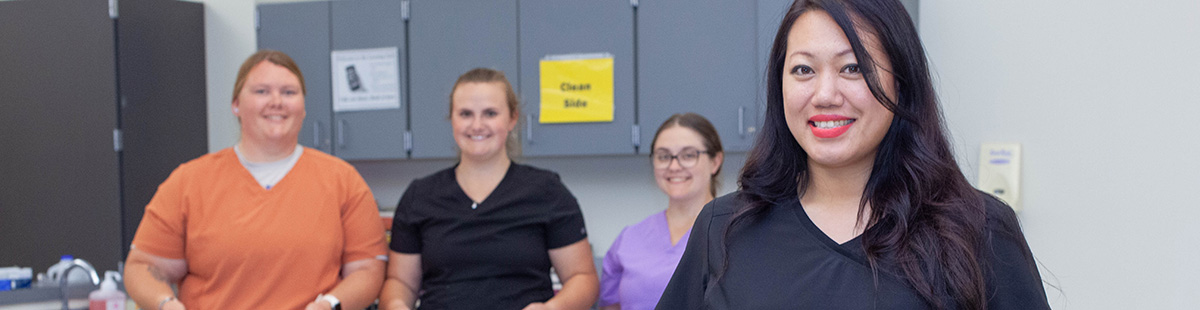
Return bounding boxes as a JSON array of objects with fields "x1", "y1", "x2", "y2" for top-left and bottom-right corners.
[{"x1": 978, "y1": 143, "x2": 1021, "y2": 212}]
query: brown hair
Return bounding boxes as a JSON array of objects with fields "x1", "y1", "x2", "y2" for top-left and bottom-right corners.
[
  {"x1": 232, "y1": 50, "x2": 306, "y2": 101},
  {"x1": 449, "y1": 68, "x2": 521, "y2": 157},
  {"x1": 650, "y1": 112, "x2": 724, "y2": 197}
]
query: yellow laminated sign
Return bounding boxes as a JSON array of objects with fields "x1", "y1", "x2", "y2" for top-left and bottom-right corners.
[{"x1": 539, "y1": 56, "x2": 614, "y2": 123}]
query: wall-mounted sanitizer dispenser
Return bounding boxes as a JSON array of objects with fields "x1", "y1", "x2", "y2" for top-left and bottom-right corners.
[{"x1": 978, "y1": 143, "x2": 1022, "y2": 212}]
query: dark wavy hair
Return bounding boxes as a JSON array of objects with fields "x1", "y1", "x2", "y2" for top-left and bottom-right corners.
[{"x1": 732, "y1": 0, "x2": 989, "y2": 308}]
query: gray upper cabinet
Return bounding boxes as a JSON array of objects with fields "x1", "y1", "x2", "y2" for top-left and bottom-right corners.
[
  {"x1": 637, "y1": 0, "x2": 760, "y2": 154},
  {"x1": 330, "y1": 0, "x2": 408, "y2": 160},
  {"x1": 758, "y1": 0, "x2": 793, "y2": 134},
  {"x1": 408, "y1": 0, "x2": 519, "y2": 159},
  {"x1": 256, "y1": 0, "x2": 833, "y2": 159},
  {"x1": 518, "y1": 0, "x2": 636, "y2": 156},
  {"x1": 258, "y1": 2, "x2": 333, "y2": 154}
]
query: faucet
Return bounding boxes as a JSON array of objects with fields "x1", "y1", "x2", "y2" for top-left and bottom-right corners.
[{"x1": 59, "y1": 259, "x2": 99, "y2": 310}]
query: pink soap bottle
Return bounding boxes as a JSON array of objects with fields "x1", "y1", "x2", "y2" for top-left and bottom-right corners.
[{"x1": 88, "y1": 271, "x2": 125, "y2": 310}]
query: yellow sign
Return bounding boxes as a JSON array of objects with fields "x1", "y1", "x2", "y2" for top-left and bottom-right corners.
[{"x1": 539, "y1": 55, "x2": 614, "y2": 123}]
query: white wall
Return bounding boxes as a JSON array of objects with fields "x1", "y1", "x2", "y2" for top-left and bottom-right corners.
[
  {"x1": 197, "y1": 1, "x2": 1200, "y2": 308},
  {"x1": 197, "y1": 0, "x2": 254, "y2": 151},
  {"x1": 922, "y1": 1, "x2": 1200, "y2": 309}
]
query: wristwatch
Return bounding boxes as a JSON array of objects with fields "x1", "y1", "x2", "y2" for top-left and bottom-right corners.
[{"x1": 316, "y1": 293, "x2": 342, "y2": 310}]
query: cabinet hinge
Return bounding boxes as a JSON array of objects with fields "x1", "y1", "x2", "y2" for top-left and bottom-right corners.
[
  {"x1": 631, "y1": 124, "x2": 640, "y2": 149},
  {"x1": 631, "y1": 0, "x2": 639, "y2": 8},
  {"x1": 108, "y1": 0, "x2": 118, "y2": 19},
  {"x1": 113, "y1": 129, "x2": 123, "y2": 152},
  {"x1": 403, "y1": 131, "x2": 413, "y2": 153}
]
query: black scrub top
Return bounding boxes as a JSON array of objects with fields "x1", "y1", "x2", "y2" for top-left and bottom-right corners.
[
  {"x1": 390, "y1": 163, "x2": 588, "y2": 310},
  {"x1": 656, "y1": 192, "x2": 1050, "y2": 310}
]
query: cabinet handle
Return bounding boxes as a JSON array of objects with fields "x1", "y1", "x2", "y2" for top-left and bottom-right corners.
[
  {"x1": 738, "y1": 106, "x2": 746, "y2": 138},
  {"x1": 313, "y1": 122, "x2": 321, "y2": 147},
  {"x1": 526, "y1": 114, "x2": 535, "y2": 144},
  {"x1": 337, "y1": 119, "x2": 347, "y2": 149}
]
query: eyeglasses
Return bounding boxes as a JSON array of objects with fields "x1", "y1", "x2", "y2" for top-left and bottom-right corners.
[{"x1": 651, "y1": 148, "x2": 711, "y2": 169}]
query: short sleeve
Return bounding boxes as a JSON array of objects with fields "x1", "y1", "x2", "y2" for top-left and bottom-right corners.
[
  {"x1": 544, "y1": 174, "x2": 587, "y2": 249},
  {"x1": 599, "y1": 227, "x2": 628, "y2": 307},
  {"x1": 339, "y1": 168, "x2": 387, "y2": 263},
  {"x1": 130, "y1": 165, "x2": 189, "y2": 259},
  {"x1": 389, "y1": 181, "x2": 422, "y2": 254}
]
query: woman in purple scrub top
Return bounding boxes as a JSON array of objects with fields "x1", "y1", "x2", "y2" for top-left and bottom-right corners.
[{"x1": 598, "y1": 113, "x2": 724, "y2": 310}]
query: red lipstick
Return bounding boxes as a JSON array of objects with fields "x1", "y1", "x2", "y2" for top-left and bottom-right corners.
[{"x1": 808, "y1": 115, "x2": 854, "y2": 139}]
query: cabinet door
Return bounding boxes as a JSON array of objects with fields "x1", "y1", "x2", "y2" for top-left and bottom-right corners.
[
  {"x1": 118, "y1": 0, "x2": 208, "y2": 259},
  {"x1": 330, "y1": 0, "x2": 408, "y2": 160},
  {"x1": 258, "y1": 2, "x2": 333, "y2": 154},
  {"x1": 637, "y1": 0, "x2": 759, "y2": 154},
  {"x1": 0, "y1": 0, "x2": 122, "y2": 271},
  {"x1": 408, "y1": 0, "x2": 519, "y2": 159},
  {"x1": 518, "y1": 0, "x2": 636, "y2": 156}
]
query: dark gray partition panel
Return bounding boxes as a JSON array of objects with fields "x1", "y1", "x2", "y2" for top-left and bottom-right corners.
[
  {"x1": 331, "y1": 0, "x2": 407, "y2": 160},
  {"x1": 408, "y1": 0, "x2": 519, "y2": 159},
  {"x1": 0, "y1": 0, "x2": 122, "y2": 271},
  {"x1": 258, "y1": 2, "x2": 333, "y2": 154},
  {"x1": 518, "y1": 0, "x2": 636, "y2": 156},
  {"x1": 637, "y1": 0, "x2": 759, "y2": 154},
  {"x1": 117, "y1": 0, "x2": 208, "y2": 258}
]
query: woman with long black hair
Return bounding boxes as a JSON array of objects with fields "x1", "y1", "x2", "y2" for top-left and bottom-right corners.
[{"x1": 655, "y1": 0, "x2": 1049, "y2": 309}]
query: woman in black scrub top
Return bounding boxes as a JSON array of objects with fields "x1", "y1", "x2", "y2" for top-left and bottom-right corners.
[
  {"x1": 380, "y1": 68, "x2": 599, "y2": 310},
  {"x1": 656, "y1": 0, "x2": 1049, "y2": 309}
]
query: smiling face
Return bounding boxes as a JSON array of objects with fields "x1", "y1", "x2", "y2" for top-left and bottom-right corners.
[
  {"x1": 451, "y1": 81, "x2": 517, "y2": 161},
  {"x1": 232, "y1": 60, "x2": 306, "y2": 147},
  {"x1": 783, "y1": 10, "x2": 896, "y2": 171},
  {"x1": 652, "y1": 125, "x2": 722, "y2": 202}
]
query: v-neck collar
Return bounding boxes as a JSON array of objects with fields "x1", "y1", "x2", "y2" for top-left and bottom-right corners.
[
  {"x1": 228, "y1": 147, "x2": 304, "y2": 193},
  {"x1": 787, "y1": 197, "x2": 868, "y2": 262},
  {"x1": 451, "y1": 162, "x2": 516, "y2": 209},
  {"x1": 658, "y1": 211, "x2": 692, "y2": 248}
]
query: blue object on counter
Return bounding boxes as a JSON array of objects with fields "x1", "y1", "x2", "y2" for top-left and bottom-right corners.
[{"x1": 0, "y1": 266, "x2": 34, "y2": 291}]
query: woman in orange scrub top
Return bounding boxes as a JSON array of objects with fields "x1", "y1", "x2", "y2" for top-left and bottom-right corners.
[{"x1": 124, "y1": 50, "x2": 388, "y2": 310}]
